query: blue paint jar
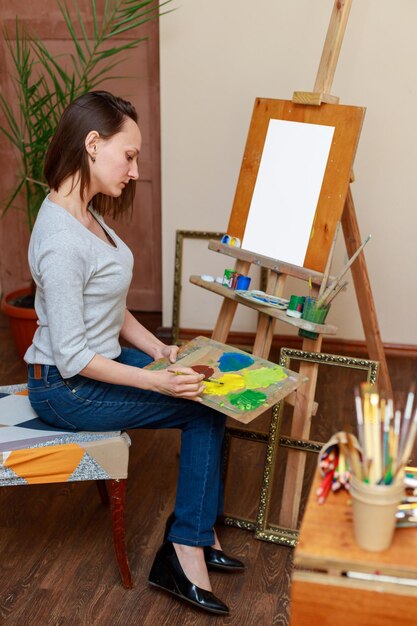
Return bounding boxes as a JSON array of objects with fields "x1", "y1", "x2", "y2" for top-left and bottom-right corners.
[{"x1": 236, "y1": 275, "x2": 251, "y2": 290}]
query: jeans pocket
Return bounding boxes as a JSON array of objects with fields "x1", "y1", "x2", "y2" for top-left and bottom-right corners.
[
  {"x1": 63, "y1": 375, "x2": 90, "y2": 394},
  {"x1": 29, "y1": 398, "x2": 78, "y2": 431}
]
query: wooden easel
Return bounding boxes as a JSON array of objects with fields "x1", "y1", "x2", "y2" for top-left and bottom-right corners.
[
  {"x1": 292, "y1": 0, "x2": 390, "y2": 392},
  {"x1": 192, "y1": 0, "x2": 391, "y2": 534},
  {"x1": 281, "y1": 0, "x2": 392, "y2": 530}
]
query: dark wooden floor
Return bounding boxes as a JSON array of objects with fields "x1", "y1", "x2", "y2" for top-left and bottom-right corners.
[{"x1": 0, "y1": 312, "x2": 416, "y2": 625}]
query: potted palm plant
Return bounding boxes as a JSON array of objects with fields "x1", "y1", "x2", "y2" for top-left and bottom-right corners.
[{"x1": 0, "y1": 0, "x2": 168, "y2": 357}]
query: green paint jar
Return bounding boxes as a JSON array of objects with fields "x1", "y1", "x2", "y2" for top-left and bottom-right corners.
[
  {"x1": 298, "y1": 297, "x2": 330, "y2": 340},
  {"x1": 286, "y1": 295, "x2": 305, "y2": 318}
]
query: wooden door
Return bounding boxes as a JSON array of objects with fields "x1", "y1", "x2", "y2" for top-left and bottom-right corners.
[{"x1": 0, "y1": 1, "x2": 161, "y2": 311}]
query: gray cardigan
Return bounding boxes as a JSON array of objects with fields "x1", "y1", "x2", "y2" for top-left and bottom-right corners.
[{"x1": 24, "y1": 196, "x2": 134, "y2": 378}]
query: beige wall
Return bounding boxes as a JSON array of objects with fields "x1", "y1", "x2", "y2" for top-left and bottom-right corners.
[{"x1": 160, "y1": 0, "x2": 417, "y2": 345}]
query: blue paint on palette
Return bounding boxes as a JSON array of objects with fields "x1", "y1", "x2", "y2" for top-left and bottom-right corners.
[{"x1": 218, "y1": 352, "x2": 254, "y2": 372}]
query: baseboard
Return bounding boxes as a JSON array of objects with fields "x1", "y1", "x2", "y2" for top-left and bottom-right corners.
[{"x1": 158, "y1": 327, "x2": 417, "y2": 359}]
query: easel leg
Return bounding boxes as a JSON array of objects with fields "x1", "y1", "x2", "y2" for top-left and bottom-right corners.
[
  {"x1": 342, "y1": 188, "x2": 392, "y2": 395},
  {"x1": 253, "y1": 273, "x2": 287, "y2": 358},
  {"x1": 278, "y1": 335, "x2": 323, "y2": 529}
]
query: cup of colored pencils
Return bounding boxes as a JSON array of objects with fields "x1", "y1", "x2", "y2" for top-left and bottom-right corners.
[{"x1": 347, "y1": 383, "x2": 417, "y2": 551}]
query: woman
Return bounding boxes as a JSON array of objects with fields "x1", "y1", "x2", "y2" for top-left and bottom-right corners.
[{"x1": 24, "y1": 91, "x2": 243, "y2": 615}]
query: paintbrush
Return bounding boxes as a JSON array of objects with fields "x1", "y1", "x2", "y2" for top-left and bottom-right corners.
[
  {"x1": 354, "y1": 386, "x2": 365, "y2": 451},
  {"x1": 318, "y1": 220, "x2": 340, "y2": 300},
  {"x1": 316, "y1": 234, "x2": 371, "y2": 308},
  {"x1": 394, "y1": 407, "x2": 417, "y2": 480},
  {"x1": 383, "y1": 400, "x2": 395, "y2": 484},
  {"x1": 361, "y1": 382, "x2": 380, "y2": 483},
  {"x1": 399, "y1": 386, "x2": 415, "y2": 457},
  {"x1": 321, "y1": 280, "x2": 349, "y2": 307},
  {"x1": 391, "y1": 409, "x2": 402, "y2": 476},
  {"x1": 369, "y1": 387, "x2": 382, "y2": 482},
  {"x1": 381, "y1": 394, "x2": 391, "y2": 478},
  {"x1": 168, "y1": 369, "x2": 224, "y2": 384}
]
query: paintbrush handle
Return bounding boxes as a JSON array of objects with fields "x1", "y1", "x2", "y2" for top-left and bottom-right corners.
[
  {"x1": 399, "y1": 389, "x2": 415, "y2": 454},
  {"x1": 318, "y1": 221, "x2": 340, "y2": 299},
  {"x1": 396, "y1": 411, "x2": 417, "y2": 476},
  {"x1": 168, "y1": 370, "x2": 224, "y2": 384},
  {"x1": 391, "y1": 410, "x2": 402, "y2": 475},
  {"x1": 318, "y1": 234, "x2": 371, "y2": 305},
  {"x1": 319, "y1": 280, "x2": 348, "y2": 307}
]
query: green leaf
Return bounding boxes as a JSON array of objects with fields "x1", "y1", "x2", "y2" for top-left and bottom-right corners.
[
  {"x1": 57, "y1": 0, "x2": 87, "y2": 65},
  {"x1": 91, "y1": 0, "x2": 99, "y2": 40},
  {"x1": 0, "y1": 0, "x2": 173, "y2": 231}
]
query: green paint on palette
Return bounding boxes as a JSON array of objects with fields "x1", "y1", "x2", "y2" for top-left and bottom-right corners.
[
  {"x1": 228, "y1": 389, "x2": 267, "y2": 411},
  {"x1": 243, "y1": 366, "x2": 287, "y2": 389}
]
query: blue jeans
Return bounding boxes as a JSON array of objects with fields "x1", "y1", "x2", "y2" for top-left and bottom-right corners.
[{"x1": 27, "y1": 348, "x2": 226, "y2": 547}]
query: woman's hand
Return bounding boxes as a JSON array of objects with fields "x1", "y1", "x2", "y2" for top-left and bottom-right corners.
[
  {"x1": 143, "y1": 365, "x2": 205, "y2": 401},
  {"x1": 153, "y1": 343, "x2": 179, "y2": 364}
]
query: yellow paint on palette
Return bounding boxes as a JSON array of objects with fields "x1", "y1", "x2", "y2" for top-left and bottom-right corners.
[
  {"x1": 203, "y1": 373, "x2": 245, "y2": 396},
  {"x1": 243, "y1": 366, "x2": 287, "y2": 389}
]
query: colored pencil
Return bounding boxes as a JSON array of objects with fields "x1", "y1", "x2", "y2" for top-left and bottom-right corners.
[{"x1": 317, "y1": 468, "x2": 335, "y2": 504}]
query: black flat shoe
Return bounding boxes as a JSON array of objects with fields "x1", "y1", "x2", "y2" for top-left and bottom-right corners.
[
  {"x1": 204, "y1": 546, "x2": 245, "y2": 572},
  {"x1": 148, "y1": 541, "x2": 229, "y2": 615},
  {"x1": 164, "y1": 512, "x2": 245, "y2": 573}
]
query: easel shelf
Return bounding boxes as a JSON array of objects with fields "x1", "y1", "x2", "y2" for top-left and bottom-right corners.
[
  {"x1": 207, "y1": 241, "x2": 330, "y2": 286},
  {"x1": 189, "y1": 275, "x2": 337, "y2": 336}
]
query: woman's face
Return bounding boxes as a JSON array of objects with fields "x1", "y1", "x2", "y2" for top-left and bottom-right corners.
[{"x1": 89, "y1": 116, "x2": 142, "y2": 198}]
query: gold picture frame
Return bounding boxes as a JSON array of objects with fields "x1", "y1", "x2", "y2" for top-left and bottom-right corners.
[
  {"x1": 252, "y1": 348, "x2": 379, "y2": 546},
  {"x1": 172, "y1": 230, "x2": 224, "y2": 345}
]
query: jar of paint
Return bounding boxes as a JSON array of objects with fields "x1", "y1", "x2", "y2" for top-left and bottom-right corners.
[
  {"x1": 235, "y1": 275, "x2": 251, "y2": 290},
  {"x1": 223, "y1": 269, "x2": 236, "y2": 287},
  {"x1": 286, "y1": 295, "x2": 305, "y2": 318}
]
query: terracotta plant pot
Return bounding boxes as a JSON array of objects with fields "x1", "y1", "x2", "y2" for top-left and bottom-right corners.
[{"x1": 1, "y1": 287, "x2": 38, "y2": 359}]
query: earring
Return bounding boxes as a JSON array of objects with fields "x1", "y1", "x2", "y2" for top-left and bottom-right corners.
[{"x1": 90, "y1": 144, "x2": 97, "y2": 163}]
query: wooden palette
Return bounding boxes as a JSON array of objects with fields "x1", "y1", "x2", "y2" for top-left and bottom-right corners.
[{"x1": 145, "y1": 336, "x2": 307, "y2": 424}]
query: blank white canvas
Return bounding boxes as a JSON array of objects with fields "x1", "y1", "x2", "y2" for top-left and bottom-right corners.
[{"x1": 242, "y1": 119, "x2": 335, "y2": 267}]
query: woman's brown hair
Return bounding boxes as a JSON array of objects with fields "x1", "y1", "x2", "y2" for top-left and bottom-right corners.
[{"x1": 44, "y1": 91, "x2": 138, "y2": 218}]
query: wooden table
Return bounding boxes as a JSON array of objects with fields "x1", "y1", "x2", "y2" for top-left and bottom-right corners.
[{"x1": 290, "y1": 472, "x2": 417, "y2": 626}]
